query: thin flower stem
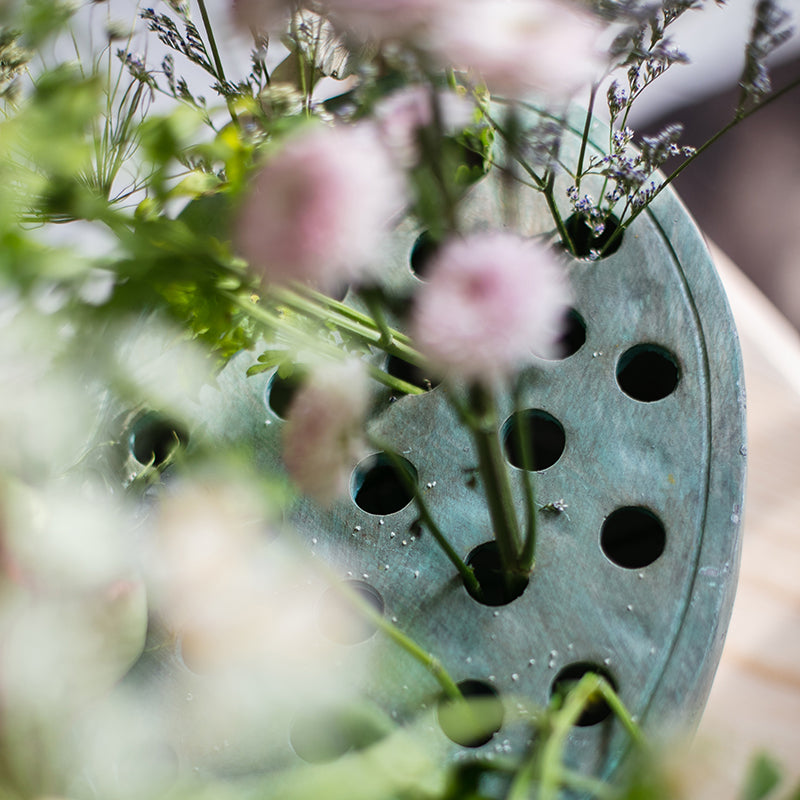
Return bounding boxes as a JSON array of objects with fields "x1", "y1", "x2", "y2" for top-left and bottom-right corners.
[
  {"x1": 508, "y1": 673, "x2": 646, "y2": 800},
  {"x1": 224, "y1": 291, "x2": 425, "y2": 395},
  {"x1": 269, "y1": 286, "x2": 423, "y2": 366},
  {"x1": 372, "y1": 437, "x2": 481, "y2": 597},
  {"x1": 294, "y1": 284, "x2": 414, "y2": 347},
  {"x1": 483, "y1": 104, "x2": 572, "y2": 247},
  {"x1": 317, "y1": 557, "x2": 462, "y2": 701},
  {"x1": 196, "y1": 0, "x2": 239, "y2": 124},
  {"x1": 357, "y1": 288, "x2": 395, "y2": 349},
  {"x1": 512, "y1": 384, "x2": 537, "y2": 572},
  {"x1": 467, "y1": 384, "x2": 523, "y2": 580},
  {"x1": 596, "y1": 679, "x2": 645, "y2": 747},
  {"x1": 537, "y1": 674, "x2": 605, "y2": 800},
  {"x1": 558, "y1": 769, "x2": 617, "y2": 800},
  {"x1": 575, "y1": 82, "x2": 598, "y2": 195}
]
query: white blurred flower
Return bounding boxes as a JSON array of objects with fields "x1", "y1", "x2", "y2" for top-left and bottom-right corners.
[
  {"x1": 430, "y1": 0, "x2": 605, "y2": 99},
  {"x1": 147, "y1": 479, "x2": 364, "y2": 762},
  {"x1": 410, "y1": 231, "x2": 572, "y2": 383},
  {"x1": 0, "y1": 479, "x2": 147, "y2": 720},
  {"x1": 235, "y1": 124, "x2": 406, "y2": 291},
  {"x1": 282, "y1": 359, "x2": 369, "y2": 504}
]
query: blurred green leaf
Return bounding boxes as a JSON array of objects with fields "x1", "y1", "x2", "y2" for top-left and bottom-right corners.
[{"x1": 740, "y1": 753, "x2": 783, "y2": 800}]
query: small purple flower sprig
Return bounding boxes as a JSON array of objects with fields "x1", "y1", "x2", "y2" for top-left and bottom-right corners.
[{"x1": 561, "y1": 0, "x2": 798, "y2": 259}]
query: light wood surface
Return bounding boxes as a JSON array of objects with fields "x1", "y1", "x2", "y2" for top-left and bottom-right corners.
[{"x1": 689, "y1": 243, "x2": 800, "y2": 797}]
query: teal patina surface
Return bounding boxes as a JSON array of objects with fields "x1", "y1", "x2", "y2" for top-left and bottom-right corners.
[{"x1": 123, "y1": 105, "x2": 747, "y2": 786}]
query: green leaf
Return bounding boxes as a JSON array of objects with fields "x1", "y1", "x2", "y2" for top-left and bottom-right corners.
[{"x1": 740, "y1": 753, "x2": 783, "y2": 800}]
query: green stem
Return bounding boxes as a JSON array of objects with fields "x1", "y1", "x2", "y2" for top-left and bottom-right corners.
[
  {"x1": 467, "y1": 384, "x2": 523, "y2": 579},
  {"x1": 574, "y1": 83, "x2": 598, "y2": 195},
  {"x1": 559, "y1": 769, "x2": 617, "y2": 800},
  {"x1": 224, "y1": 291, "x2": 425, "y2": 396},
  {"x1": 294, "y1": 284, "x2": 414, "y2": 347},
  {"x1": 372, "y1": 438, "x2": 481, "y2": 597},
  {"x1": 483, "y1": 104, "x2": 572, "y2": 248},
  {"x1": 357, "y1": 288, "x2": 395, "y2": 349},
  {"x1": 511, "y1": 384, "x2": 537, "y2": 572},
  {"x1": 537, "y1": 674, "x2": 606, "y2": 800},
  {"x1": 196, "y1": 0, "x2": 239, "y2": 124},
  {"x1": 269, "y1": 286, "x2": 423, "y2": 366},
  {"x1": 509, "y1": 673, "x2": 646, "y2": 800},
  {"x1": 322, "y1": 562, "x2": 462, "y2": 701}
]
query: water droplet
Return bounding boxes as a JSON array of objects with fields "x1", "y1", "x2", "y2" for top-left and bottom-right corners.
[
  {"x1": 731, "y1": 513, "x2": 740, "y2": 524},
  {"x1": 362, "y1": 573, "x2": 369, "y2": 579},
  {"x1": 638, "y1": 572, "x2": 644, "y2": 579},
  {"x1": 401, "y1": 540, "x2": 408, "y2": 546},
  {"x1": 493, "y1": 611, "x2": 500, "y2": 617},
  {"x1": 603, "y1": 657, "x2": 611, "y2": 666},
  {"x1": 379, "y1": 519, "x2": 385, "y2": 526},
  {"x1": 627, "y1": 604, "x2": 634, "y2": 611},
  {"x1": 413, "y1": 570, "x2": 420, "y2": 578},
  {"x1": 311, "y1": 537, "x2": 318, "y2": 545},
  {"x1": 528, "y1": 659, "x2": 535, "y2": 666},
  {"x1": 354, "y1": 525, "x2": 361, "y2": 532},
  {"x1": 488, "y1": 674, "x2": 496, "y2": 682},
  {"x1": 186, "y1": 693, "x2": 193, "y2": 702},
  {"x1": 511, "y1": 673, "x2": 519, "y2": 682},
  {"x1": 391, "y1": 616, "x2": 398, "y2": 623},
  {"x1": 390, "y1": 531, "x2": 396, "y2": 538},
  {"x1": 466, "y1": 656, "x2": 472, "y2": 664}
]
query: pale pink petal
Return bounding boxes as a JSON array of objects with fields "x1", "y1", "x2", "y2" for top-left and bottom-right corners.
[
  {"x1": 282, "y1": 360, "x2": 369, "y2": 504},
  {"x1": 411, "y1": 231, "x2": 572, "y2": 383},
  {"x1": 235, "y1": 124, "x2": 406, "y2": 290}
]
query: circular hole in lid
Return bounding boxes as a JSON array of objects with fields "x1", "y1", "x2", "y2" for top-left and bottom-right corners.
[
  {"x1": 266, "y1": 370, "x2": 305, "y2": 419},
  {"x1": 616, "y1": 344, "x2": 680, "y2": 402},
  {"x1": 550, "y1": 662, "x2": 618, "y2": 727},
  {"x1": 563, "y1": 213, "x2": 623, "y2": 258},
  {"x1": 409, "y1": 231, "x2": 440, "y2": 279},
  {"x1": 385, "y1": 355, "x2": 439, "y2": 392},
  {"x1": 128, "y1": 412, "x2": 188, "y2": 467},
  {"x1": 601, "y1": 506, "x2": 666, "y2": 569},
  {"x1": 437, "y1": 679, "x2": 504, "y2": 747},
  {"x1": 319, "y1": 580, "x2": 384, "y2": 644},
  {"x1": 464, "y1": 540, "x2": 529, "y2": 607},
  {"x1": 501, "y1": 410, "x2": 565, "y2": 471},
  {"x1": 351, "y1": 453, "x2": 416, "y2": 515}
]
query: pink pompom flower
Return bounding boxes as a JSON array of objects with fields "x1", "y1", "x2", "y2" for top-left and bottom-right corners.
[
  {"x1": 430, "y1": 0, "x2": 605, "y2": 99},
  {"x1": 230, "y1": 0, "x2": 290, "y2": 33},
  {"x1": 411, "y1": 231, "x2": 572, "y2": 383},
  {"x1": 235, "y1": 123, "x2": 406, "y2": 291},
  {"x1": 282, "y1": 359, "x2": 369, "y2": 505},
  {"x1": 323, "y1": 0, "x2": 444, "y2": 42}
]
